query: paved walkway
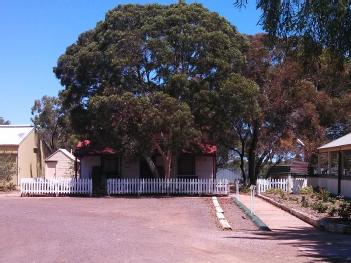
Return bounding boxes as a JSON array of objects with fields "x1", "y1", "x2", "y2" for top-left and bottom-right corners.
[
  {"x1": 237, "y1": 194, "x2": 351, "y2": 261},
  {"x1": 238, "y1": 194, "x2": 312, "y2": 231}
]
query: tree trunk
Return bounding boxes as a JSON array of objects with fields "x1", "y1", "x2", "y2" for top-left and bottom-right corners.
[
  {"x1": 143, "y1": 155, "x2": 160, "y2": 178},
  {"x1": 162, "y1": 154, "x2": 172, "y2": 179},
  {"x1": 239, "y1": 153, "x2": 246, "y2": 184},
  {"x1": 248, "y1": 120, "x2": 259, "y2": 185}
]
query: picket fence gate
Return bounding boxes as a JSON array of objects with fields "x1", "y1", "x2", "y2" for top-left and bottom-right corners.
[
  {"x1": 107, "y1": 178, "x2": 229, "y2": 195},
  {"x1": 256, "y1": 177, "x2": 308, "y2": 194},
  {"x1": 20, "y1": 178, "x2": 92, "y2": 196}
]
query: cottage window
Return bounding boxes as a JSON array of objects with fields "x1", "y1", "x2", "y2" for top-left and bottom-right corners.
[
  {"x1": 343, "y1": 151, "x2": 351, "y2": 176},
  {"x1": 178, "y1": 155, "x2": 195, "y2": 176}
]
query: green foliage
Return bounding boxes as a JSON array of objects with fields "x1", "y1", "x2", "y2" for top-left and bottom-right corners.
[
  {"x1": 301, "y1": 196, "x2": 309, "y2": 208},
  {"x1": 300, "y1": 186, "x2": 314, "y2": 195},
  {"x1": 89, "y1": 92, "x2": 200, "y2": 178},
  {"x1": 265, "y1": 188, "x2": 287, "y2": 200},
  {"x1": 311, "y1": 201, "x2": 328, "y2": 213},
  {"x1": 55, "y1": 3, "x2": 247, "y2": 116},
  {"x1": 54, "y1": 2, "x2": 252, "y2": 178},
  {"x1": 337, "y1": 201, "x2": 351, "y2": 220},
  {"x1": 328, "y1": 205, "x2": 338, "y2": 217},
  {"x1": 31, "y1": 96, "x2": 76, "y2": 152},
  {"x1": 0, "y1": 153, "x2": 16, "y2": 188},
  {"x1": 317, "y1": 188, "x2": 331, "y2": 202},
  {"x1": 239, "y1": 185, "x2": 251, "y2": 193}
]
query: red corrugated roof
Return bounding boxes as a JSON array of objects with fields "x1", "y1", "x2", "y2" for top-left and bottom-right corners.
[
  {"x1": 76, "y1": 140, "x2": 216, "y2": 156},
  {"x1": 76, "y1": 140, "x2": 116, "y2": 155}
]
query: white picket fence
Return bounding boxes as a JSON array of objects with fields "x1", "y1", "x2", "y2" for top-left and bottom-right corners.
[
  {"x1": 107, "y1": 178, "x2": 229, "y2": 195},
  {"x1": 20, "y1": 178, "x2": 92, "y2": 196},
  {"x1": 257, "y1": 178, "x2": 288, "y2": 193},
  {"x1": 257, "y1": 177, "x2": 308, "y2": 194}
]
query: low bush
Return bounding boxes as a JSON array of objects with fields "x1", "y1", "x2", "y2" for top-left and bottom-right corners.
[
  {"x1": 0, "y1": 182, "x2": 16, "y2": 192},
  {"x1": 239, "y1": 185, "x2": 251, "y2": 193},
  {"x1": 300, "y1": 186, "x2": 314, "y2": 195},
  {"x1": 337, "y1": 201, "x2": 351, "y2": 220},
  {"x1": 328, "y1": 205, "x2": 338, "y2": 217},
  {"x1": 317, "y1": 188, "x2": 331, "y2": 202},
  {"x1": 265, "y1": 188, "x2": 288, "y2": 199},
  {"x1": 311, "y1": 200, "x2": 328, "y2": 213}
]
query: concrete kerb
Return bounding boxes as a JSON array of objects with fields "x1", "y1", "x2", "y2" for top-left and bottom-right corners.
[
  {"x1": 232, "y1": 196, "x2": 271, "y2": 231},
  {"x1": 212, "y1": 196, "x2": 232, "y2": 230}
]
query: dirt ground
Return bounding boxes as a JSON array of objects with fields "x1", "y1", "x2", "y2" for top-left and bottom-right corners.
[{"x1": 0, "y1": 196, "x2": 351, "y2": 262}]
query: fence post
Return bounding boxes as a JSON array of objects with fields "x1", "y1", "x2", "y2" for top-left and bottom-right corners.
[
  {"x1": 287, "y1": 174, "x2": 292, "y2": 193},
  {"x1": 249, "y1": 185, "x2": 256, "y2": 214},
  {"x1": 235, "y1": 179, "x2": 240, "y2": 201}
]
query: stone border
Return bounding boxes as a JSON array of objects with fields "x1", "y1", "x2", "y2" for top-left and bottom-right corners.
[
  {"x1": 258, "y1": 194, "x2": 351, "y2": 234},
  {"x1": 232, "y1": 197, "x2": 271, "y2": 231},
  {"x1": 212, "y1": 197, "x2": 232, "y2": 230}
]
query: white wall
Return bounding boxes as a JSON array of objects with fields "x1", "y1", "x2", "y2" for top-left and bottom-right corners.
[
  {"x1": 45, "y1": 161, "x2": 57, "y2": 179},
  {"x1": 195, "y1": 156, "x2": 214, "y2": 179},
  {"x1": 45, "y1": 151, "x2": 75, "y2": 178},
  {"x1": 80, "y1": 156, "x2": 101, "y2": 178},
  {"x1": 308, "y1": 176, "x2": 351, "y2": 198},
  {"x1": 79, "y1": 155, "x2": 215, "y2": 179}
]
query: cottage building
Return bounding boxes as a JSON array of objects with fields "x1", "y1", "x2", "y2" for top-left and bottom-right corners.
[
  {"x1": 75, "y1": 140, "x2": 217, "y2": 193},
  {"x1": 45, "y1": 149, "x2": 78, "y2": 179},
  {"x1": 0, "y1": 125, "x2": 47, "y2": 185},
  {"x1": 314, "y1": 132, "x2": 351, "y2": 197}
]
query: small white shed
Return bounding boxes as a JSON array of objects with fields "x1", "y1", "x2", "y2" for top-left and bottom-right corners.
[{"x1": 45, "y1": 149, "x2": 77, "y2": 179}]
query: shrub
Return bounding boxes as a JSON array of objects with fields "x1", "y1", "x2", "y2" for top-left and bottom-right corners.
[
  {"x1": 0, "y1": 153, "x2": 16, "y2": 190},
  {"x1": 0, "y1": 182, "x2": 16, "y2": 192},
  {"x1": 311, "y1": 201, "x2": 328, "y2": 213},
  {"x1": 317, "y1": 188, "x2": 331, "y2": 202},
  {"x1": 337, "y1": 201, "x2": 351, "y2": 220},
  {"x1": 265, "y1": 188, "x2": 287, "y2": 199},
  {"x1": 239, "y1": 185, "x2": 251, "y2": 193},
  {"x1": 300, "y1": 186, "x2": 314, "y2": 195},
  {"x1": 328, "y1": 205, "x2": 338, "y2": 217},
  {"x1": 289, "y1": 195, "x2": 299, "y2": 202}
]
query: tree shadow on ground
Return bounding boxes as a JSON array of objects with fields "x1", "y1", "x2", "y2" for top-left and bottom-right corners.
[{"x1": 225, "y1": 226, "x2": 351, "y2": 262}]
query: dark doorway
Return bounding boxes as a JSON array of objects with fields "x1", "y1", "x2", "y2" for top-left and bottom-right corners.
[{"x1": 92, "y1": 166, "x2": 106, "y2": 195}]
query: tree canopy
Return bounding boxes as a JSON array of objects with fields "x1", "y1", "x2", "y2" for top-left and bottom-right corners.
[
  {"x1": 54, "y1": 3, "x2": 251, "y2": 178},
  {"x1": 54, "y1": 3, "x2": 247, "y2": 130},
  {"x1": 31, "y1": 96, "x2": 76, "y2": 152},
  {"x1": 236, "y1": 1, "x2": 351, "y2": 63}
]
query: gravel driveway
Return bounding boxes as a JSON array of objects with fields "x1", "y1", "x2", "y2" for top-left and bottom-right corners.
[{"x1": 0, "y1": 196, "x2": 350, "y2": 262}]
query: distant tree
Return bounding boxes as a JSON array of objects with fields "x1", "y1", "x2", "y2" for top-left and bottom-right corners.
[
  {"x1": 0, "y1": 117, "x2": 10, "y2": 125},
  {"x1": 89, "y1": 92, "x2": 200, "y2": 178},
  {"x1": 31, "y1": 96, "x2": 76, "y2": 153},
  {"x1": 235, "y1": 1, "x2": 351, "y2": 62},
  {"x1": 211, "y1": 73, "x2": 260, "y2": 183}
]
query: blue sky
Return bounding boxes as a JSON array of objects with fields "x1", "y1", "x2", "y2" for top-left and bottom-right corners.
[{"x1": 0, "y1": 0, "x2": 262, "y2": 124}]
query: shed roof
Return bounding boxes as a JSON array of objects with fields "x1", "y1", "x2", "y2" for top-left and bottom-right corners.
[
  {"x1": 318, "y1": 132, "x2": 351, "y2": 151},
  {"x1": 46, "y1": 148, "x2": 77, "y2": 162},
  {"x1": 0, "y1": 125, "x2": 34, "y2": 146}
]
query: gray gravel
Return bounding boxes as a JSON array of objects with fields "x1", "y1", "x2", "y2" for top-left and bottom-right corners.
[{"x1": 0, "y1": 196, "x2": 349, "y2": 262}]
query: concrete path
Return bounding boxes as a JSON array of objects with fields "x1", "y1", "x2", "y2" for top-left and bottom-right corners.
[{"x1": 238, "y1": 194, "x2": 312, "y2": 231}]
